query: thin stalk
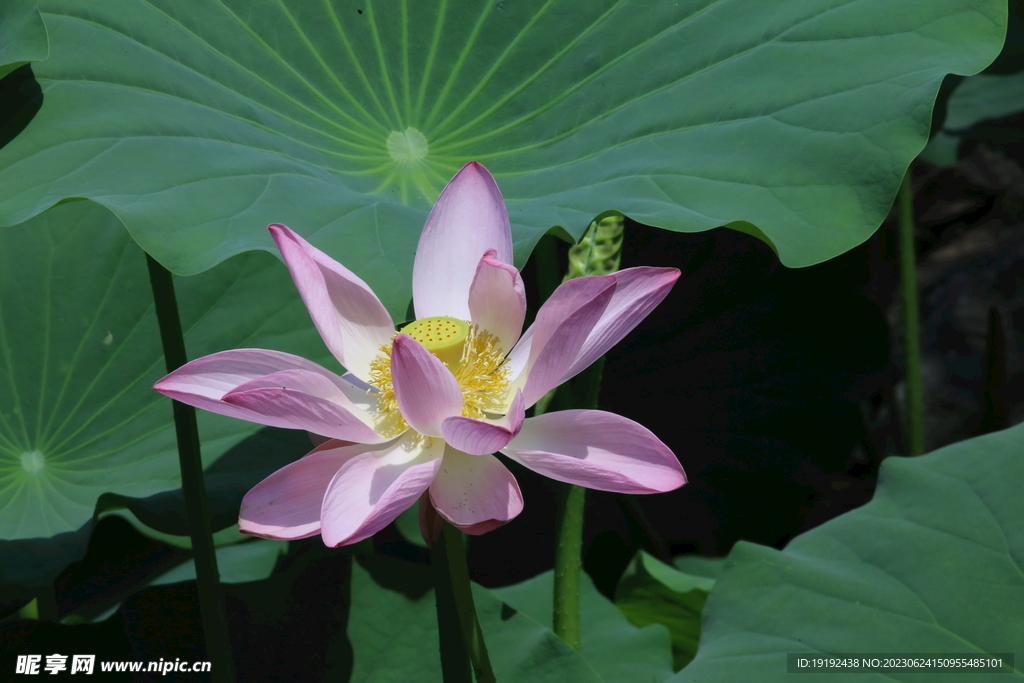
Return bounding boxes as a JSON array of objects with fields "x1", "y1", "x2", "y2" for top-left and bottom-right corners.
[
  {"x1": 552, "y1": 483, "x2": 585, "y2": 650},
  {"x1": 550, "y1": 357, "x2": 603, "y2": 650},
  {"x1": 146, "y1": 255, "x2": 236, "y2": 682},
  {"x1": 434, "y1": 523, "x2": 496, "y2": 683},
  {"x1": 898, "y1": 171, "x2": 925, "y2": 456},
  {"x1": 548, "y1": 215, "x2": 626, "y2": 651},
  {"x1": 432, "y1": 525, "x2": 471, "y2": 683},
  {"x1": 544, "y1": 215, "x2": 623, "y2": 650}
]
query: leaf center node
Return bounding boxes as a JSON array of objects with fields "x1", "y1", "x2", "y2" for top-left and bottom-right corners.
[
  {"x1": 386, "y1": 127, "x2": 429, "y2": 164},
  {"x1": 20, "y1": 450, "x2": 45, "y2": 474}
]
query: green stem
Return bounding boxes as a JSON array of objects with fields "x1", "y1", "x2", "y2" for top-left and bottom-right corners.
[
  {"x1": 146, "y1": 255, "x2": 236, "y2": 682},
  {"x1": 434, "y1": 523, "x2": 496, "y2": 683},
  {"x1": 552, "y1": 484, "x2": 585, "y2": 650},
  {"x1": 898, "y1": 170, "x2": 924, "y2": 456},
  {"x1": 541, "y1": 216, "x2": 622, "y2": 649},
  {"x1": 550, "y1": 356, "x2": 604, "y2": 650}
]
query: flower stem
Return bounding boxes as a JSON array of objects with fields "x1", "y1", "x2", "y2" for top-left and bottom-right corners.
[
  {"x1": 433, "y1": 522, "x2": 496, "y2": 683},
  {"x1": 553, "y1": 483, "x2": 585, "y2": 650},
  {"x1": 544, "y1": 216, "x2": 623, "y2": 650},
  {"x1": 898, "y1": 169, "x2": 924, "y2": 456},
  {"x1": 146, "y1": 254, "x2": 236, "y2": 683}
]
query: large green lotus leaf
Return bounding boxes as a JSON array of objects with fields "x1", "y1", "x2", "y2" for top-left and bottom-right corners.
[
  {"x1": 673, "y1": 423, "x2": 1024, "y2": 682},
  {"x1": 0, "y1": 200, "x2": 330, "y2": 592},
  {"x1": 350, "y1": 555, "x2": 603, "y2": 683},
  {"x1": 614, "y1": 552, "x2": 716, "y2": 670},
  {"x1": 0, "y1": 0, "x2": 47, "y2": 79},
  {"x1": 0, "y1": 1, "x2": 1006, "y2": 312},
  {"x1": 493, "y1": 568, "x2": 674, "y2": 682}
]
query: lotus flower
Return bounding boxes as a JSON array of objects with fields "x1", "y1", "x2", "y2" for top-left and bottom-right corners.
[{"x1": 154, "y1": 162, "x2": 685, "y2": 546}]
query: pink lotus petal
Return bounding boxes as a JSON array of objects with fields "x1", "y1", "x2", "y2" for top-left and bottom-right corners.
[
  {"x1": 270, "y1": 224, "x2": 395, "y2": 380},
  {"x1": 153, "y1": 349, "x2": 353, "y2": 428},
  {"x1": 391, "y1": 334, "x2": 465, "y2": 437},
  {"x1": 516, "y1": 278, "x2": 616, "y2": 407},
  {"x1": 506, "y1": 276, "x2": 612, "y2": 390},
  {"x1": 454, "y1": 519, "x2": 508, "y2": 535},
  {"x1": 502, "y1": 410, "x2": 686, "y2": 494},
  {"x1": 429, "y1": 448, "x2": 524, "y2": 531},
  {"x1": 320, "y1": 436, "x2": 444, "y2": 546},
  {"x1": 223, "y1": 369, "x2": 387, "y2": 443},
  {"x1": 228, "y1": 368, "x2": 375, "y2": 411},
  {"x1": 467, "y1": 250, "x2": 526, "y2": 354},
  {"x1": 441, "y1": 390, "x2": 525, "y2": 455},
  {"x1": 239, "y1": 440, "x2": 371, "y2": 540},
  {"x1": 413, "y1": 162, "x2": 513, "y2": 321},
  {"x1": 562, "y1": 267, "x2": 680, "y2": 381}
]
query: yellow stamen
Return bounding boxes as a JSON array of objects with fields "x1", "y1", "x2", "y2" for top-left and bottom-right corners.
[{"x1": 367, "y1": 320, "x2": 511, "y2": 440}]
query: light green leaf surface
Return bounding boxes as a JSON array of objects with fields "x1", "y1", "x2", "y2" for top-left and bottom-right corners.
[
  {"x1": 672, "y1": 555, "x2": 726, "y2": 582},
  {"x1": 494, "y1": 568, "x2": 674, "y2": 682},
  {"x1": 0, "y1": 0, "x2": 47, "y2": 79},
  {"x1": 349, "y1": 556, "x2": 604, "y2": 683},
  {"x1": 615, "y1": 552, "x2": 716, "y2": 670},
  {"x1": 0, "y1": 200, "x2": 330, "y2": 591},
  {"x1": 0, "y1": 0, "x2": 1006, "y2": 315},
  {"x1": 674, "y1": 423, "x2": 1024, "y2": 683}
]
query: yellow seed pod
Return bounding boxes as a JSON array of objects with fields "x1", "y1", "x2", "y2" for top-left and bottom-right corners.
[{"x1": 401, "y1": 316, "x2": 470, "y2": 370}]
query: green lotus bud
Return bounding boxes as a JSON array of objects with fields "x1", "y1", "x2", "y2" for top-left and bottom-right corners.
[{"x1": 564, "y1": 213, "x2": 624, "y2": 280}]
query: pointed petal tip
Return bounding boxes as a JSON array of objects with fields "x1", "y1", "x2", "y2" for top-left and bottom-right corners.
[
  {"x1": 267, "y1": 223, "x2": 292, "y2": 242},
  {"x1": 458, "y1": 160, "x2": 491, "y2": 177},
  {"x1": 648, "y1": 466, "x2": 687, "y2": 493},
  {"x1": 413, "y1": 160, "x2": 512, "y2": 319}
]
